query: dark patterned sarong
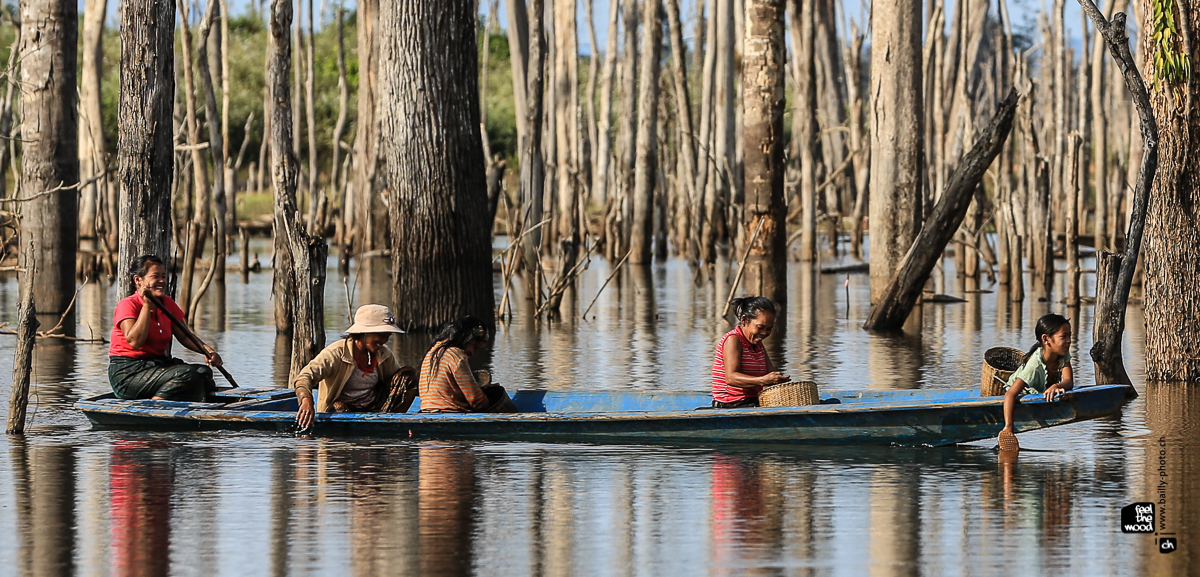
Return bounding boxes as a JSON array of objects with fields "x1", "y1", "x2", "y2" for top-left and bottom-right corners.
[
  {"x1": 369, "y1": 365, "x2": 419, "y2": 413},
  {"x1": 109, "y1": 356, "x2": 217, "y2": 402}
]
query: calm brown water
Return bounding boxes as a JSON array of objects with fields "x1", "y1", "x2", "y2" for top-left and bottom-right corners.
[{"x1": 0, "y1": 241, "x2": 1196, "y2": 576}]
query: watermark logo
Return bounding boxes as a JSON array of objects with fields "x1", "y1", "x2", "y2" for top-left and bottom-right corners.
[
  {"x1": 1158, "y1": 537, "x2": 1178, "y2": 554},
  {"x1": 1121, "y1": 502, "x2": 1155, "y2": 533}
]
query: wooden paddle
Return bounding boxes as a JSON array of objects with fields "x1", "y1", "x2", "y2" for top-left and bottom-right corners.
[{"x1": 144, "y1": 292, "x2": 239, "y2": 388}]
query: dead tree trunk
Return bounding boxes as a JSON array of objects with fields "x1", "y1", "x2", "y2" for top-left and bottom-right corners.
[
  {"x1": 630, "y1": 0, "x2": 662, "y2": 264},
  {"x1": 381, "y1": 0, "x2": 495, "y2": 330},
  {"x1": 591, "y1": 0, "x2": 620, "y2": 207},
  {"x1": 1079, "y1": 1, "x2": 1154, "y2": 385},
  {"x1": 304, "y1": 0, "x2": 320, "y2": 235},
  {"x1": 665, "y1": 0, "x2": 697, "y2": 260},
  {"x1": 117, "y1": 0, "x2": 175, "y2": 294},
  {"x1": 331, "y1": 5, "x2": 350, "y2": 246},
  {"x1": 520, "y1": 0, "x2": 547, "y2": 301},
  {"x1": 79, "y1": 0, "x2": 108, "y2": 242},
  {"x1": 614, "y1": 0, "x2": 639, "y2": 257},
  {"x1": 553, "y1": 0, "x2": 580, "y2": 262},
  {"x1": 197, "y1": 0, "x2": 228, "y2": 292},
  {"x1": 18, "y1": 0, "x2": 78, "y2": 331},
  {"x1": 864, "y1": 90, "x2": 1018, "y2": 331},
  {"x1": 1090, "y1": 0, "x2": 1115, "y2": 252},
  {"x1": 868, "y1": 0, "x2": 924, "y2": 301},
  {"x1": 1066, "y1": 132, "x2": 1081, "y2": 306},
  {"x1": 1108, "y1": 0, "x2": 1196, "y2": 381},
  {"x1": 268, "y1": 0, "x2": 327, "y2": 376},
  {"x1": 6, "y1": 263, "x2": 37, "y2": 435},
  {"x1": 844, "y1": 25, "x2": 868, "y2": 260},
  {"x1": 505, "y1": 0, "x2": 531, "y2": 147},
  {"x1": 0, "y1": 25, "x2": 19, "y2": 203},
  {"x1": 743, "y1": 0, "x2": 786, "y2": 304},
  {"x1": 790, "y1": 0, "x2": 818, "y2": 263},
  {"x1": 352, "y1": 0, "x2": 381, "y2": 253},
  {"x1": 694, "y1": 0, "x2": 719, "y2": 265},
  {"x1": 177, "y1": 0, "x2": 211, "y2": 313}
]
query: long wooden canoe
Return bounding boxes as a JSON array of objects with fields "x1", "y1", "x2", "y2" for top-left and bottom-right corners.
[{"x1": 74, "y1": 384, "x2": 1137, "y2": 446}]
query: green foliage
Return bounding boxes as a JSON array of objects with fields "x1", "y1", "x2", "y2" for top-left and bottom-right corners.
[
  {"x1": 481, "y1": 31, "x2": 518, "y2": 163},
  {"x1": 1150, "y1": 0, "x2": 1191, "y2": 92}
]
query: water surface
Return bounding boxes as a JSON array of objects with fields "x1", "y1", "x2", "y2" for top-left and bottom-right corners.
[{"x1": 0, "y1": 245, "x2": 1195, "y2": 576}]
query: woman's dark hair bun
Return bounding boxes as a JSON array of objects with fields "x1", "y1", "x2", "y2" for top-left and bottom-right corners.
[{"x1": 730, "y1": 296, "x2": 776, "y2": 322}]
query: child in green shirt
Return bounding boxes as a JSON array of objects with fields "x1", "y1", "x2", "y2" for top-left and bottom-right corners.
[{"x1": 1001, "y1": 314, "x2": 1075, "y2": 443}]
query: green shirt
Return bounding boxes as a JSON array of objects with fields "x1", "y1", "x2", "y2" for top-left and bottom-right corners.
[{"x1": 1005, "y1": 349, "x2": 1070, "y2": 396}]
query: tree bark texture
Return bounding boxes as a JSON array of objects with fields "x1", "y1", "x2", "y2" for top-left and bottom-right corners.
[
  {"x1": 742, "y1": 0, "x2": 786, "y2": 304},
  {"x1": 789, "y1": 0, "x2": 818, "y2": 263},
  {"x1": 117, "y1": 0, "x2": 175, "y2": 295},
  {"x1": 1136, "y1": 0, "x2": 1200, "y2": 381},
  {"x1": 352, "y1": 0, "x2": 383, "y2": 252},
  {"x1": 1077, "y1": 0, "x2": 1145, "y2": 386},
  {"x1": 198, "y1": 0, "x2": 228, "y2": 286},
  {"x1": 381, "y1": 0, "x2": 495, "y2": 330},
  {"x1": 177, "y1": 0, "x2": 211, "y2": 312},
  {"x1": 520, "y1": 0, "x2": 547, "y2": 293},
  {"x1": 868, "y1": 0, "x2": 924, "y2": 302},
  {"x1": 665, "y1": 0, "x2": 697, "y2": 259},
  {"x1": 18, "y1": 0, "x2": 79, "y2": 325},
  {"x1": 591, "y1": 0, "x2": 620, "y2": 206},
  {"x1": 630, "y1": 0, "x2": 663, "y2": 264},
  {"x1": 79, "y1": 0, "x2": 108, "y2": 242},
  {"x1": 553, "y1": 0, "x2": 580, "y2": 259},
  {"x1": 505, "y1": 0, "x2": 531, "y2": 145},
  {"x1": 269, "y1": 0, "x2": 327, "y2": 376},
  {"x1": 6, "y1": 271, "x2": 37, "y2": 434},
  {"x1": 1065, "y1": 132, "x2": 1081, "y2": 306},
  {"x1": 864, "y1": 89, "x2": 1018, "y2": 332}
]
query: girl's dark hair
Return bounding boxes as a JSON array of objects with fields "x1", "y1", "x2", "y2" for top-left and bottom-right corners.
[
  {"x1": 132, "y1": 255, "x2": 165, "y2": 279},
  {"x1": 730, "y1": 296, "x2": 776, "y2": 323},
  {"x1": 429, "y1": 316, "x2": 490, "y2": 374},
  {"x1": 1019, "y1": 313, "x2": 1071, "y2": 368}
]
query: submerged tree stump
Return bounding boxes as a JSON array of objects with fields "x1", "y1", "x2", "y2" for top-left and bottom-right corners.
[
  {"x1": 864, "y1": 89, "x2": 1019, "y2": 332},
  {"x1": 7, "y1": 273, "x2": 39, "y2": 435}
]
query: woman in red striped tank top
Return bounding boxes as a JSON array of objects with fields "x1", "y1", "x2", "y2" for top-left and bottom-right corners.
[{"x1": 711, "y1": 297, "x2": 790, "y2": 408}]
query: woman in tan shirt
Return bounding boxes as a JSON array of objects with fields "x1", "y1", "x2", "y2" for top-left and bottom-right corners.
[
  {"x1": 418, "y1": 316, "x2": 511, "y2": 413},
  {"x1": 293, "y1": 305, "x2": 417, "y2": 428}
]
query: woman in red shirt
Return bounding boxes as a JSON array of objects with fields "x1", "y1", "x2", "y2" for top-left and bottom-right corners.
[
  {"x1": 108, "y1": 255, "x2": 223, "y2": 401},
  {"x1": 711, "y1": 297, "x2": 789, "y2": 408}
]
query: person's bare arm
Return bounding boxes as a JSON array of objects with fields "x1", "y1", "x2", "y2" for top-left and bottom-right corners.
[
  {"x1": 722, "y1": 338, "x2": 787, "y2": 388},
  {"x1": 1002, "y1": 379, "x2": 1025, "y2": 432},
  {"x1": 118, "y1": 299, "x2": 158, "y2": 350},
  {"x1": 1044, "y1": 363, "x2": 1073, "y2": 401}
]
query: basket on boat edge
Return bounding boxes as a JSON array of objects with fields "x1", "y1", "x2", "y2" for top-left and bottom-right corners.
[{"x1": 760, "y1": 381, "x2": 819, "y2": 407}]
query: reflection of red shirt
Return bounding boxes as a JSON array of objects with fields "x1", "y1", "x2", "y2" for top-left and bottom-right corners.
[
  {"x1": 110, "y1": 441, "x2": 171, "y2": 577},
  {"x1": 109, "y1": 294, "x2": 186, "y2": 358}
]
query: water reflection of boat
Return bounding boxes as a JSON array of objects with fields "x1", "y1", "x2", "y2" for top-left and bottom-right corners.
[{"x1": 75, "y1": 384, "x2": 1136, "y2": 447}]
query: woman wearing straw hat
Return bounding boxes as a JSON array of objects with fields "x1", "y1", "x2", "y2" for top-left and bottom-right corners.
[{"x1": 293, "y1": 305, "x2": 418, "y2": 429}]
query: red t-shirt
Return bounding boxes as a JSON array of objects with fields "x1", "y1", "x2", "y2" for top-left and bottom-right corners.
[{"x1": 108, "y1": 294, "x2": 186, "y2": 358}]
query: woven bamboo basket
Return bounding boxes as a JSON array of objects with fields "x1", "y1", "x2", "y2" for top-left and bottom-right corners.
[
  {"x1": 759, "y1": 381, "x2": 819, "y2": 407},
  {"x1": 981, "y1": 347, "x2": 1024, "y2": 397}
]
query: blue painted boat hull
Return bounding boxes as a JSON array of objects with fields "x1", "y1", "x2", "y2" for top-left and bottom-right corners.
[{"x1": 74, "y1": 384, "x2": 1136, "y2": 446}]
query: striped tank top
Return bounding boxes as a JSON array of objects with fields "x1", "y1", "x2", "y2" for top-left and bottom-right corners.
[{"x1": 711, "y1": 326, "x2": 768, "y2": 403}]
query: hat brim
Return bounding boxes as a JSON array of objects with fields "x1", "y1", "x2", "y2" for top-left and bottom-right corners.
[{"x1": 346, "y1": 323, "x2": 405, "y2": 335}]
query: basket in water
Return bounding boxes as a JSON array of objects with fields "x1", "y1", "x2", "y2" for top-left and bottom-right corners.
[
  {"x1": 759, "y1": 381, "x2": 819, "y2": 407},
  {"x1": 981, "y1": 347, "x2": 1024, "y2": 397}
]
